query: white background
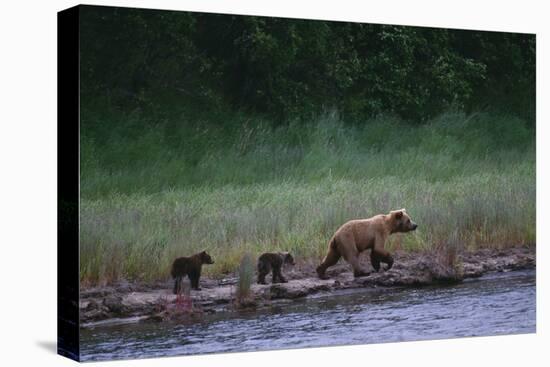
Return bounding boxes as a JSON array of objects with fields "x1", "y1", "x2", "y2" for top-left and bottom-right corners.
[{"x1": 0, "y1": 0, "x2": 547, "y2": 366}]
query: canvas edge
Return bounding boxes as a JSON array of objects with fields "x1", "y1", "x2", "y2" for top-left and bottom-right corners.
[{"x1": 57, "y1": 4, "x2": 81, "y2": 362}]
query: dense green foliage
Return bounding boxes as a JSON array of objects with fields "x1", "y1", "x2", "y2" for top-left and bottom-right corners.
[
  {"x1": 80, "y1": 6, "x2": 535, "y2": 123},
  {"x1": 81, "y1": 109, "x2": 533, "y2": 198}
]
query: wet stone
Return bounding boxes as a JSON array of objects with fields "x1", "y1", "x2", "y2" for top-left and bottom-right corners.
[{"x1": 103, "y1": 296, "x2": 127, "y2": 315}]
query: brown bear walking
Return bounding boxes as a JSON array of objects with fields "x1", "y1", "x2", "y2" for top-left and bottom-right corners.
[
  {"x1": 171, "y1": 250, "x2": 214, "y2": 293},
  {"x1": 316, "y1": 209, "x2": 417, "y2": 279},
  {"x1": 257, "y1": 252, "x2": 295, "y2": 284}
]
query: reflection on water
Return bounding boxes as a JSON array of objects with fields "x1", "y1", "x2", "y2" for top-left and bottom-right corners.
[{"x1": 80, "y1": 269, "x2": 535, "y2": 361}]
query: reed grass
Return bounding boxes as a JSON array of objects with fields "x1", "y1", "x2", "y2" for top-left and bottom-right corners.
[{"x1": 79, "y1": 111, "x2": 535, "y2": 285}]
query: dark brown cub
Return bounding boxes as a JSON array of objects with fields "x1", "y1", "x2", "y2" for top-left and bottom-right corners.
[
  {"x1": 257, "y1": 252, "x2": 295, "y2": 284},
  {"x1": 171, "y1": 250, "x2": 214, "y2": 293}
]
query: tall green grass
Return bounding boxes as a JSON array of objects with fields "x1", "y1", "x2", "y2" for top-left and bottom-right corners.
[{"x1": 79, "y1": 111, "x2": 535, "y2": 285}]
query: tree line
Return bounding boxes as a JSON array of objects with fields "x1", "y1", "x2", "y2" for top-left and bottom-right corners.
[{"x1": 80, "y1": 6, "x2": 535, "y2": 123}]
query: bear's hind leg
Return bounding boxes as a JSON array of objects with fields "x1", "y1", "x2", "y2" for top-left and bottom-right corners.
[
  {"x1": 316, "y1": 246, "x2": 341, "y2": 279},
  {"x1": 173, "y1": 276, "x2": 182, "y2": 295},
  {"x1": 257, "y1": 262, "x2": 270, "y2": 284}
]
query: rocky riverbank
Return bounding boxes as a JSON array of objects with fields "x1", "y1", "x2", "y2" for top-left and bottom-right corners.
[{"x1": 80, "y1": 246, "x2": 535, "y2": 327}]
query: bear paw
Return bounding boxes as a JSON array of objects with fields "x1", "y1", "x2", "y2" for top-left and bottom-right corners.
[{"x1": 353, "y1": 271, "x2": 371, "y2": 278}]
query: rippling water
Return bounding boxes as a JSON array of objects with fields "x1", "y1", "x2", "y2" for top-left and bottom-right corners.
[{"x1": 80, "y1": 269, "x2": 535, "y2": 361}]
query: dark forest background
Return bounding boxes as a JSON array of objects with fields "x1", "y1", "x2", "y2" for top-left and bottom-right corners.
[{"x1": 80, "y1": 6, "x2": 535, "y2": 124}]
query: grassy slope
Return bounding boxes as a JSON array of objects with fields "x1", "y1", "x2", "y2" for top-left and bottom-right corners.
[{"x1": 80, "y1": 111, "x2": 535, "y2": 285}]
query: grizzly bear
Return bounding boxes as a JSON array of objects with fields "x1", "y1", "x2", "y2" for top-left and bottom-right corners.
[
  {"x1": 171, "y1": 250, "x2": 214, "y2": 293},
  {"x1": 316, "y1": 209, "x2": 417, "y2": 279},
  {"x1": 257, "y1": 252, "x2": 295, "y2": 284}
]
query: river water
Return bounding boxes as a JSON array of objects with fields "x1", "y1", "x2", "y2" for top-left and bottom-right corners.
[{"x1": 80, "y1": 269, "x2": 535, "y2": 361}]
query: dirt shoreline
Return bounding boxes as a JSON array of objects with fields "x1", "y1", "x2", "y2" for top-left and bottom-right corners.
[{"x1": 80, "y1": 246, "x2": 535, "y2": 327}]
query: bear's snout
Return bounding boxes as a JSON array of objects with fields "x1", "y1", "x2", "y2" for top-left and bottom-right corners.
[{"x1": 411, "y1": 222, "x2": 418, "y2": 230}]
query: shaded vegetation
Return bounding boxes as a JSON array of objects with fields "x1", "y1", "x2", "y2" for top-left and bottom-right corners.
[{"x1": 80, "y1": 6, "x2": 535, "y2": 123}]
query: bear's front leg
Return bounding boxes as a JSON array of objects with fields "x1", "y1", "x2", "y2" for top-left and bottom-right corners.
[
  {"x1": 383, "y1": 254, "x2": 394, "y2": 271},
  {"x1": 173, "y1": 276, "x2": 182, "y2": 295},
  {"x1": 370, "y1": 251, "x2": 381, "y2": 272},
  {"x1": 372, "y1": 247, "x2": 394, "y2": 271},
  {"x1": 189, "y1": 272, "x2": 201, "y2": 291},
  {"x1": 274, "y1": 267, "x2": 288, "y2": 283},
  {"x1": 353, "y1": 269, "x2": 370, "y2": 277}
]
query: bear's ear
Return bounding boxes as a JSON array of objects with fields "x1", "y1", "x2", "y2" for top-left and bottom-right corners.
[{"x1": 392, "y1": 210, "x2": 404, "y2": 219}]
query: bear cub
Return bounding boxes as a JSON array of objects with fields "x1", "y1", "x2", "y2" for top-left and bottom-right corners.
[
  {"x1": 257, "y1": 252, "x2": 295, "y2": 284},
  {"x1": 171, "y1": 250, "x2": 214, "y2": 293}
]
